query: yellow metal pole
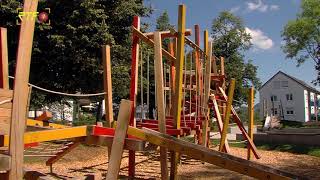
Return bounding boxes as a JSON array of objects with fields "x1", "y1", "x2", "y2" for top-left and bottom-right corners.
[
  {"x1": 247, "y1": 87, "x2": 254, "y2": 160},
  {"x1": 171, "y1": 4, "x2": 186, "y2": 180},
  {"x1": 219, "y1": 78, "x2": 235, "y2": 151}
]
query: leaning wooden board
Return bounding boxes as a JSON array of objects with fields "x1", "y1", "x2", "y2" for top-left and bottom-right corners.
[{"x1": 0, "y1": 89, "x2": 13, "y2": 135}]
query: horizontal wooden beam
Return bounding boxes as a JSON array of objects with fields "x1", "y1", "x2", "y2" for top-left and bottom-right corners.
[
  {"x1": 126, "y1": 126, "x2": 298, "y2": 180},
  {"x1": 132, "y1": 26, "x2": 176, "y2": 63},
  {"x1": 0, "y1": 126, "x2": 88, "y2": 147},
  {"x1": 85, "y1": 135, "x2": 146, "y2": 151},
  {"x1": 0, "y1": 154, "x2": 11, "y2": 171},
  {"x1": 144, "y1": 29, "x2": 192, "y2": 39}
]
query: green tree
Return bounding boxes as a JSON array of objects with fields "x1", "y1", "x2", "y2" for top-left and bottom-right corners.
[
  {"x1": 211, "y1": 11, "x2": 261, "y2": 105},
  {"x1": 282, "y1": 0, "x2": 320, "y2": 84},
  {"x1": 0, "y1": 0, "x2": 151, "y2": 107}
]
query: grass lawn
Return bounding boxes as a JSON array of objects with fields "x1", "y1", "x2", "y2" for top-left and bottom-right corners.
[{"x1": 208, "y1": 138, "x2": 320, "y2": 158}]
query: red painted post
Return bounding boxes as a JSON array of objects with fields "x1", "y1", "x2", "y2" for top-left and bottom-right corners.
[{"x1": 128, "y1": 16, "x2": 140, "y2": 178}]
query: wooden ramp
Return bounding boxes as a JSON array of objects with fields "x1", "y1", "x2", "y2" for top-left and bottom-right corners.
[{"x1": 125, "y1": 126, "x2": 299, "y2": 180}]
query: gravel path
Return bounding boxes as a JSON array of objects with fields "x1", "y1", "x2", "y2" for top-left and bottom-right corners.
[{"x1": 25, "y1": 144, "x2": 320, "y2": 179}]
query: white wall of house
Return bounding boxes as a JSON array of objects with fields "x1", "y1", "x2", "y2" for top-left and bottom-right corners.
[{"x1": 259, "y1": 72, "x2": 306, "y2": 122}]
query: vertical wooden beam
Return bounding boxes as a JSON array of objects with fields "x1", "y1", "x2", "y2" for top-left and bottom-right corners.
[
  {"x1": 0, "y1": 28, "x2": 9, "y2": 89},
  {"x1": 102, "y1": 45, "x2": 114, "y2": 127},
  {"x1": 247, "y1": 87, "x2": 254, "y2": 160},
  {"x1": 169, "y1": 40, "x2": 175, "y2": 116},
  {"x1": 128, "y1": 16, "x2": 140, "y2": 178},
  {"x1": 220, "y1": 57, "x2": 225, "y2": 89},
  {"x1": 8, "y1": 0, "x2": 39, "y2": 179},
  {"x1": 201, "y1": 31, "x2": 210, "y2": 147},
  {"x1": 194, "y1": 25, "x2": 202, "y2": 118},
  {"x1": 170, "y1": 4, "x2": 186, "y2": 180},
  {"x1": 219, "y1": 79, "x2": 236, "y2": 152},
  {"x1": 154, "y1": 31, "x2": 168, "y2": 180},
  {"x1": 106, "y1": 100, "x2": 133, "y2": 180}
]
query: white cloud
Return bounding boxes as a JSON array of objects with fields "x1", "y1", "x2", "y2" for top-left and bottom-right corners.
[
  {"x1": 245, "y1": 27, "x2": 274, "y2": 50},
  {"x1": 246, "y1": 0, "x2": 280, "y2": 12},
  {"x1": 229, "y1": 6, "x2": 240, "y2": 13},
  {"x1": 270, "y1": 5, "x2": 280, "y2": 11}
]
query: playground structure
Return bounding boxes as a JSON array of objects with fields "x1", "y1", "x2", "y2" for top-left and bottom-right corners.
[{"x1": 0, "y1": 1, "x2": 300, "y2": 179}]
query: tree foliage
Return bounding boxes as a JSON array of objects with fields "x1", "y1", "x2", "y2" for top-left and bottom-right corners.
[
  {"x1": 282, "y1": 0, "x2": 320, "y2": 84},
  {"x1": 0, "y1": 0, "x2": 151, "y2": 107},
  {"x1": 211, "y1": 11, "x2": 261, "y2": 105}
]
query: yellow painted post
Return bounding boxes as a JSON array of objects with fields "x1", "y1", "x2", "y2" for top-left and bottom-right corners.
[
  {"x1": 170, "y1": 4, "x2": 186, "y2": 180},
  {"x1": 219, "y1": 78, "x2": 235, "y2": 152},
  {"x1": 201, "y1": 30, "x2": 209, "y2": 147},
  {"x1": 247, "y1": 87, "x2": 254, "y2": 160}
]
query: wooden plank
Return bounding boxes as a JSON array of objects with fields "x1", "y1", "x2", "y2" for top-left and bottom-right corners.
[
  {"x1": 219, "y1": 79, "x2": 235, "y2": 151},
  {"x1": 144, "y1": 29, "x2": 192, "y2": 39},
  {"x1": 106, "y1": 99, "x2": 133, "y2": 180},
  {"x1": 8, "y1": 0, "x2": 39, "y2": 179},
  {"x1": 210, "y1": 96, "x2": 230, "y2": 153},
  {"x1": 1, "y1": 126, "x2": 88, "y2": 147},
  {"x1": 132, "y1": 27, "x2": 176, "y2": 63},
  {"x1": 171, "y1": 5, "x2": 186, "y2": 180},
  {"x1": 0, "y1": 108, "x2": 11, "y2": 117},
  {"x1": 194, "y1": 25, "x2": 202, "y2": 118},
  {"x1": 128, "y1": 16, "x2": 140, "y2": 178},
  {"x1": 26, "y1": 119, "x2": 68, "y2": 129},
  {"x1": 247, "y1": 87, "x2": 254, "y2": 160},
  {"x1": 201, "y1": 34, "x2": 211, "y2": 147},
  {"x1": 126, "y1": 127, "x2": 297, "y2": 180},
  {"x1": 0, "y1": 154, "x2": 11, "y2": 171},
  {"x1": 0, "y1": 28, "x2": 9, "y2": 89},
  {"x1": 211, "y1": 56, "x2": 217, "y2": 75},
  {"x1": 154, "y1": 31, "x2": 168, "y2": 180},
  {"x1": 102, "y1": 45, "x2": 114, "y2": 127},
  {"x1": 218, "y1": 87, "x2": 261, "y2": 159}
]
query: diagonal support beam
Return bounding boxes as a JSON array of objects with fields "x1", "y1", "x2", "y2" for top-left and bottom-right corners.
[{"x1": 126, "y1": 126, "x2": 298, "y2": 180}]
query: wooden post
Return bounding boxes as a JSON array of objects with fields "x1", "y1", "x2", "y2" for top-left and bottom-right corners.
[
  {"x1": 128, "y1": 16, "x2": 140, "y2": 178},
  {"x1": 201, "y1": 31, "x2": 210, "y2": 147},
  {"x1": 220, "y1": 57, "x2": 225, "y2": 89},
  {"x1": 0, "y1": 28, "x2": 9, "y2": 89},
  {"x1": 171, "y1": 4, "x2": 186, "y2": 180},
  {"x1": 154, "y1": 31, "x2": 168, "y2": 180},
  {"x1": 8, "y1": 0, "x2": 39, "y2": 179},
  {"x1": 194, "y1": 25, "x2": 202, "y2": 119},
  {"x1": 219, "y1": 79, "x2": 235, "y2": 152},
  {"x1": 106, "y1": 100, "x2": 133, "y2": 180},
  {"x1": 102, "y1": 45, "x2": 114, "y2": 127},
  {"x1": 169, "y1": 40, "x2": 175, "y2": 116},
  {"x1": 247, "y1": 87, "x2": 254, "y2": 160}
]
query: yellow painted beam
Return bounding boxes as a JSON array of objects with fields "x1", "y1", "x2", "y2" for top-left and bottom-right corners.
[
  {"x1": 219, "y1": 79, "x2": 236, "y2": 151},
  {"x1": 26, "y1": 119, "x2": 68, "y2": 129},
  {"x1": 1, "y1": 126, "x2": 87, "y2": 147},
  {"x1": 247, "y1": 87, "x2": 254, "y2": 160}
]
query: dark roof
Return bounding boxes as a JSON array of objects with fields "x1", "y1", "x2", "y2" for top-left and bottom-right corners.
[{"x1": 260, "y1": 71, "x2": 320, "y2": 94}]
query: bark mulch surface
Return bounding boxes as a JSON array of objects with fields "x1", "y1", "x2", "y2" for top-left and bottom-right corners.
[{"x1": 25, "y1": 144, "x2": 320, "y2": 179}]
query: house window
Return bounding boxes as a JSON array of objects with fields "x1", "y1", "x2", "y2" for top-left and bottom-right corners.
[
  {"x1": 271, "y1": 108, "x2": 278, "y2": 115},
  {"x1": 286, "y1": 93, "x2": 293, "y2": 101},
  {"x1": 273, "y1": 81, "x2": 280, "y2": 89},
  {"x1": 281, "y1": 81, "x2": 288, "y2": 88},
  {"x1": 271, "y1": 95, "x2": 278, "y2": 101},
  {"x1": 286, "y1": 107, "x2": 294, "y2": 115}
]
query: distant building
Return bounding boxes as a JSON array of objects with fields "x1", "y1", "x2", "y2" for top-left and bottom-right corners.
[{"x1": 259, "y1": 71, "x2": 320, "y2": 122}]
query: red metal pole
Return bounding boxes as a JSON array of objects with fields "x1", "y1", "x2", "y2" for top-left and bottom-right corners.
[{"x1": 128, "y1": 16, "x2": 140, "y2": 178}]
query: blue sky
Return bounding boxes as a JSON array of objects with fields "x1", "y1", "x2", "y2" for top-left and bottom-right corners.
[{"x1": 142, "y1": 0, "x2": 317, "y2": 102}]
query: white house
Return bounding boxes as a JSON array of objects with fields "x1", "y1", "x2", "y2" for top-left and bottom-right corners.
[{"x1": 259, "y1": 71, "x2": 320, "y2": 122}]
